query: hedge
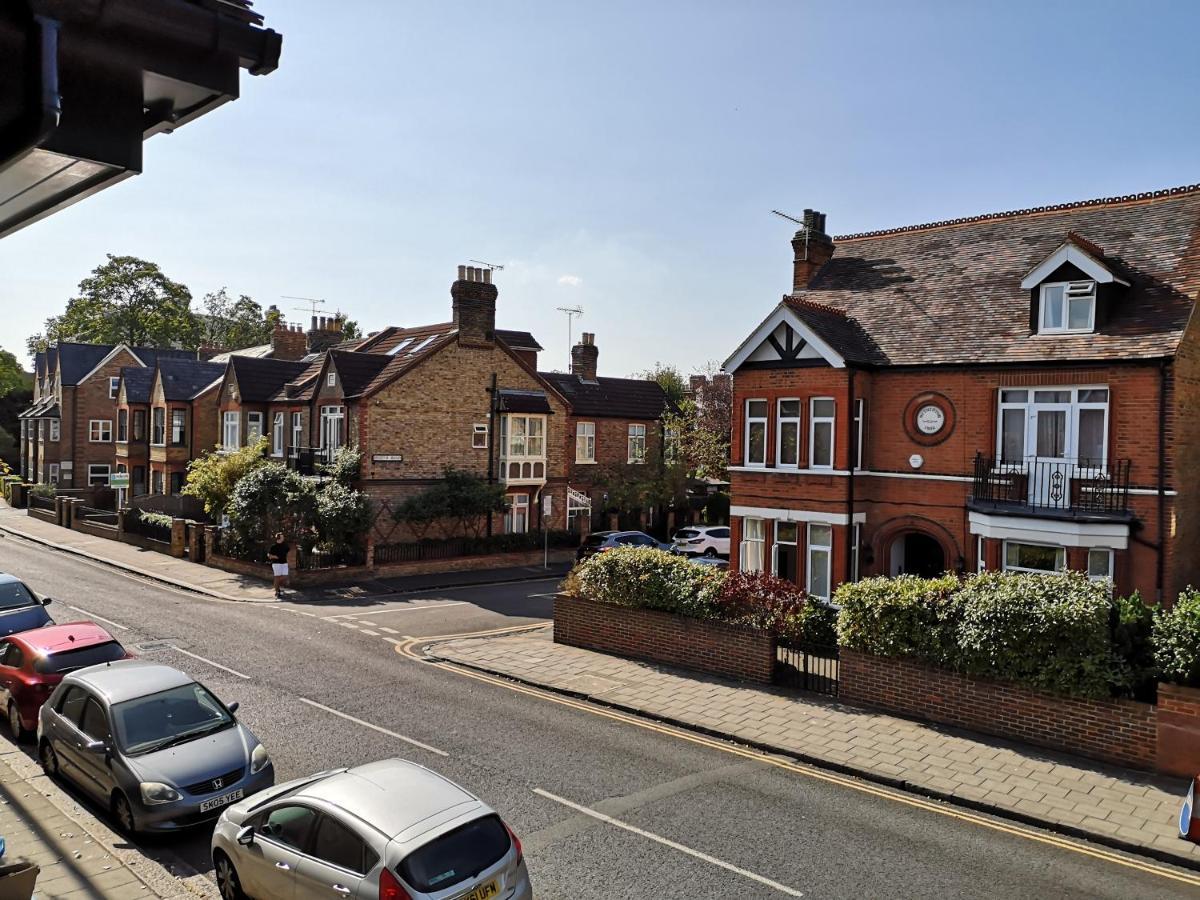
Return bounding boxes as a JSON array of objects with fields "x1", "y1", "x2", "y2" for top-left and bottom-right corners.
[
  {"x1": 835, "y1": 574, "x2": 961, "y2": 668},
  {"x1": 1155, "y1": 588, "x2": 1200, "y2": 687}
]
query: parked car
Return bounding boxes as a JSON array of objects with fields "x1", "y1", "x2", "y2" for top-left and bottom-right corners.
[
  {"x1": 212, "y1": 758, "x2": 531, "y2": 900},
  {"x1": 576, "y1": 530, "x2": 668, "y2": 561},
  {"x1": 37, "y1": 659, "x2": 273, "y2": 834},
  {"x1": 1181, "y1": 775, "x2": 1200, "y2": 843},
  {"x1": 688, "y1": 555, "x2": 729, "y2": 570},
  {"x1": 669, "y1": 526, "x2": 730, "y2": 558},
  {"x1": 0, "y1": 573, "x2": 53, "y2": 637},
  {"x1": 0, "y1": 622, "x2": 131, "y2": 740}
]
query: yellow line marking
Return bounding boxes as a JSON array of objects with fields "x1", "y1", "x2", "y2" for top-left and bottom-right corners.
[{"x1": 395, "y1": 633, "x2": 1200, "y2": 887}]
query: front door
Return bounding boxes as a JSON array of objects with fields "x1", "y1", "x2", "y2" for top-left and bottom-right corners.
[{"x1": 1029, "y1": 401, "x2": 1071, "y2": 508}]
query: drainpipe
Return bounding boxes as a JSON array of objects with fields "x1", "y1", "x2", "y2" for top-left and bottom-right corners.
[
  {"x1": 486, "y1": 373, "x2": 497, "y2": 538},
  {"x1": 845, "y1": 367, "x2": 856, "y2": 585},
  {"x1": 0, "y1": 11, "x2": 61, "y2": 177},
  {"x1": 1156, "y1": 359, "x2": 1167, "y2": 603}
]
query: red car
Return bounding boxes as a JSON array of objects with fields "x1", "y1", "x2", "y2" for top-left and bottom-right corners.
[{"x1": 0, "y1": 622, "x2": 131, "y2": 740}]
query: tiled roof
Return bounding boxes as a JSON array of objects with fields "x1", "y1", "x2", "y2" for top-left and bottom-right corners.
[
  {"x1": 539, "y1": 373, "x2": 667, "y2": 419},
  {"x1": 795, "y1": 184, "x2": 1200, "y2": 366},
  {"x1": 158, "y1": 359, "x2": 228, "y2": 401},
  {"x1": 228, "y1": 356, "x2": 310, "y2": 402},
  {"x1": 782, "y1": 297, "x2": 885, "y2": 366},
  {"x1": 119, "y1": 367, "x2": 154, "y2": 404}
]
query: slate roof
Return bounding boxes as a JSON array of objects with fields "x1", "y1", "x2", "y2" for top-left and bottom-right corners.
[
  {"x1": 791, "y1": 184, "x2": 1200, "y2": 367},
  {"x1": 327, "y1": 351, "x2": 392, "y2": 398},
  {"x1": 498, "y1": 389, "x2": 553, "y2": 414},
  {"x1": 119, "y1": 367, "x2": 154, "y2": 404},
  {"x1": 228, "y1": 356, "x2": 310, "y2": 402},
  {"x1": 158, "y1": 359, "x2": 228, "y2": 401},
  {"x1": 497, "y1": 330, "x2": 543, "y2": 351},
  {"x1": 539, "y1": 373, "x2": 668, "y2": 419},
  {"x1": 47, "y1": 343, "x2": 197, "y2": 385}
]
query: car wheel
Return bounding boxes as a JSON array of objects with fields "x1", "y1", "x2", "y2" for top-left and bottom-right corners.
[
  {"x1": 214, "y1": 852, "x2": 247, "y2": 900},
  {"x1": 8, "y1": 702, "x2": 26, "y2": 742},
  {"x1": 39, "y1": 740, "x2": 58, "y2": 777},
  {"x1": 111, "y1": 791, "x2": 137, "y2": 836},
  {"x1": 703, "y1": 547, "x2": 718, "y2": 558}
]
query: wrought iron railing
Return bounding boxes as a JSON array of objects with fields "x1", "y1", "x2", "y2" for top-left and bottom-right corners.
[
  {"x1": 286, "y1": 447, "x2": 333, "y2": 476},
  {"x1": 774, "y1": 640, "x2": 839, "y2": 696},
  {"x1": 970, "y1": 454, "x2": 1131, "y2": 516}
]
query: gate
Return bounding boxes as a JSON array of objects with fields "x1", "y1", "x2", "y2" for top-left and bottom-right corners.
[{"x1": 774, "y1": 639, "x2": 839, "y2": 696}]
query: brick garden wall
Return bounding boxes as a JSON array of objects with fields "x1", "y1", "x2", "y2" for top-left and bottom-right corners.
[
  {"x1": 554, "y1": 595, "x2": 776, "y2": 683},
  {"x1": 840, "y1": 648, "x2": 1158, "y2": 771}
]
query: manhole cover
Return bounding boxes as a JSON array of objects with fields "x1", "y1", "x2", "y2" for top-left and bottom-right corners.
[{"x1": 134, "y1": 640, "x2": 173, "y2": 653}]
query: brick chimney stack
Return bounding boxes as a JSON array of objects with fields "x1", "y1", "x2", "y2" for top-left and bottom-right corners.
[
  {"x1": 306, "y1": 313, "x2": 344, "y2": 354},
  {"x1": 452, "y1": 265, "x2": 497, "y2": 347},
  {"x1": 271, "y1": 320, "x2": 307, "y2": 360},
  {"x1": 571, "y1": 332, "x2": 599, "y2": 382},
  {"x1": 791, "y1": 209, "x2": 835, "y2": 291}
]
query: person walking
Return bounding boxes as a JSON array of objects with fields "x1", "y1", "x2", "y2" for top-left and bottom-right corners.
[{"x1": 268, "y1": 531, "x2": 290, "y2": 599}]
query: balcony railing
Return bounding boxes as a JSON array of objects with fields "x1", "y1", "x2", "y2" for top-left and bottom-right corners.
[
  {"x1": 970, "y1": 454, "x2": 1132, "y2": 517},
  {"x1": 286, "y1": 446, "x2": 334, "y2": 476}
]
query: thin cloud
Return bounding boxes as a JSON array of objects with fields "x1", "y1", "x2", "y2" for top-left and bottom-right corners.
[{"x1": 557, "y1": 274, "x2": 582, "y2": 287}]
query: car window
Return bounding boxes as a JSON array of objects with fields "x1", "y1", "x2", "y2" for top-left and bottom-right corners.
[
  {"x1": 0, "y1": 581, "x2": 36, "y2": 611},
  {"x1": 399, "y1": 814, "x2": 512, "y2": 893},
  {"x1": 0, "y1": 642, "x2": 22, "y2": 668},
  {"x1": 110, "y1": 681, "x2": 234, "y2": 755},
  {"x1": 675, "y1": 530, "x2": 699, "y2": 540},
  {"x1": 582, "y1": 534, "x2": 607, "y2": 548},
  {"x1": 711, "y1": 528, "x2": 730, "y2": 538},
  {"x1": 35, "y1": 641, "x2": 126, "y2": 675},
  {"x1": 258, "y1": 805, "x2": 317, "y2": 852},
  {"x1": 79, "y1": 698, "x2": 111, "y2": 742},
  {"x1": 615, "y1": 535, "x2": 636, "y2": 545},
  {"x1": 312, "y1": 815, "x2": 375, "y2": 874},
  {"x1": 57, "y1": 686, "x2": 89, "y2": 727},
  {"x1": 637, "y1": 535, "x2": 657, "y2": 546}
]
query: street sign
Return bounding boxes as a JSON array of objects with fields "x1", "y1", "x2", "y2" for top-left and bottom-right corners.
[{"x1": 108, "y1": 473, "x2": 130, "y2": 488}]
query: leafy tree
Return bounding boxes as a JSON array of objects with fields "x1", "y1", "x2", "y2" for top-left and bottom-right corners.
[
  {"x1": 319, "y1": 446, "x2": 363, "y2": 487},
  {"x1": 593, "y1": 458, "x2": 690, "y2": 523},
  {"x1": 634, "y1": 362, "x2": 686, "y2": 407},
  {"x1": 27, "y1": 255, "x2": 199, "y2": 354},
  {"x1": 198, "y1": 289, "x2": 273, "y2": 350},
  {"x1": 316, "y1": 481, "x2": 373, "y2": 553},
  {"x1": 0, "y1": 348, "x2": 31, "y2": 469},
  {"x1": 341, "y1": 319, "x2": 363, "y2": 341},
  {"x1": 182, "y1": 438, "x2": 269, "y2": 518},
  {"x1": 393, "y1": 467, "x2": 507, "y2": 539},
  {"x1": 226, "y1": 464, "x2": 318, "y2": 550},
  {"x1": 0, "y1": 348, "x2": 28, "y2": 397}
]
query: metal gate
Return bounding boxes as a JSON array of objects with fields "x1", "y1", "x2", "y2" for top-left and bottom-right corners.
[{"x1": 774, "y1": 639, "x2": 839, "y2": 696}]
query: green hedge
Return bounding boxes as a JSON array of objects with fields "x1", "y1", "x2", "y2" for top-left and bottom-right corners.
[
  {"x1": 836, "y1": 574, "x2": 962, "y2": 668},
  {"x1": 130, "y1": 509, "x2": 174, "y2": 529},
  {"x1": 1155, "y1": 588, "x2": 1200, "y2": 687}
]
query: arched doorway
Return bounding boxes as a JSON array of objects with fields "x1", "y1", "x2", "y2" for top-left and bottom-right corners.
[{"x1": 889, "y1": 531, "x2": 946, "y2": 577}]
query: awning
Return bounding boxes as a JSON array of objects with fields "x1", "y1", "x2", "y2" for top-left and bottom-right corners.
[{"x1": 498, "y1": 389, "x2": 553, "y2": 414}]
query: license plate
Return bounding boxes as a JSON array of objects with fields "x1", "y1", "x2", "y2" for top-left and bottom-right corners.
[
  {"x1": 457, "y1": 880, "x2": 499, "y2": 900},
  {"x1": 200, "y1": 788, "x2": 244, "y2": 813}
]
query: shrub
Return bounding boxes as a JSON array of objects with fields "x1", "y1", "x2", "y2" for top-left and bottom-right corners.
[
  {"x1": 1111, "y1": 591, "x2": 1159, "y2": 699},
  {"x1": 226, "y1": 463, "x2": 317, "y2": 548},
  {"x1": 131, "y1": 509, "x2": 173, "y2": 529},
  {"x1": 30, "y1": 482, "x2": 55, "y2": 498},
  {"x1": 1155, "y1": 588, "x2": 1200, "y2": 687},
  {"x1": 716, "y1": 571, "x2": 834, "y2": 644},
  {"x1": 183, "y1": 438, "x2": 269, "y2": 518},
  {"x1": 566, "y1": 547, "x2": 726, "y2": 618},
  {"x1": 316, "y1": 481, "x2": 373, "y2": 555},
  {"x1": 956, "y1": 572, "x2": 1118, "y2": 699},
  {"x1": 836, "y1": 574, "x2": 962, "y2": 668}
]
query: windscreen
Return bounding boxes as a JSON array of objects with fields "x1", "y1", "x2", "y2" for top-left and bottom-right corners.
[
  {"x1": 111, "y1": 681, "x2": 235, "y2": 755},
  {"x1": 34, "y1": 641, "x2": 126, "y2": 674},
  {"x1": 0, "y1": 581, "x2": 36, "y2": 611},
  {"x1": 399, "y1": 815, "x2": 511, "y2": 893},
  {"x1": 582, "y1": 534, "x2": 608, "y2": 547},
  {"x1": 674, "y1": 530, "x2": 700, "y2": 540}
]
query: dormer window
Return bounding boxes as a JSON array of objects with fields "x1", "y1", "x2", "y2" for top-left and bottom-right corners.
[{"x1": 1039, "y1": 281, "x2": 1095, "y2": 334}]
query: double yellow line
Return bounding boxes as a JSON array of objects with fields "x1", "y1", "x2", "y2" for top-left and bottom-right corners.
[{"x1": 397, "y1": 627, "x2": 1200, "y2": 887}]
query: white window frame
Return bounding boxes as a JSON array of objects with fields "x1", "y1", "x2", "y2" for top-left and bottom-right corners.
[
  {"x1": 291, "y1": 412, "x2": 303, "y2": 450},
  {"x1": 48, "y1": 419, "x2": 59, "y2": 442},
  {"x1": 169, "y1": 409, "x2": 186, "y2": 446},
  {"x1": 994, "y1": 386, "x2": 1109, "y2": 468},
  {"x1": 326, "y1": 372, "x2": 336, "y2": 388},
  {"x1": 740, "y1": 518, "x2": 765, "y2": 573},
  {"x1": 977, "y1": 535, "x2": 986, "y2": 573},
  {"x1": 272, "y1": 412, "x2": 285, "y2": 457},
  {"x1": 809, "y1": 398, "x2": 835, "y2": 469},
  {"x1": 807, "y1": 523, "x2": 833, "y2": 600},
  {"x1": 222, "y1": 411, "x2": 240, "y2": 449},
  {"x1": 1002, "y1": 540, "x2": 1066, "y2": 575},
  {"x1": 246, "y1": 411, "x2": 265, "y2": 444},
  {"x1": 627, "y1": 423, "x2": 647, "y2": 464},
  {"x1": 319, "y1": 405, "x2": 345, "y2": 451},
  {"x1": 48, "y1": 463, "x2": 59, "y2": 484},
  {"x1": 772, "y1": 520, "x2": 798, "y2": 578},
  {"x1": 109, "y1": 376, "x2": 120, "y2": 399},
  {"x1": 507, "y1": 493, "x2": 530, "y2": 534},
  {"x1": 1038, "y1": 280, "x2": 1096, "y2": 334},
  {"x1": 853, "y1": 398, "x2": 865, "y2": 470},
  {"x1": 88, "y1": 419, "x2": 112, "y2": 443},
  {"x1": 1087, "y1": 548, "x2": 1114, "y2": 583},
  {"x1": 744, "y1": 399, "x2": 768, "y2": 467},
  {"x1": 87, "y1": 464, "x2": 110, "y2": 487},
  {"x1": 575, "y1": 422, "x2": 595, "y2": 462},
  {"x1": 151, "y1": 408, "x2": 166, "y2": 446},
  {"x1": 471, "y1": 423, "x2": 489, "y2": 450},
  {"x1": 776, "y1": 399, "x2": 801, "y2": 469}
]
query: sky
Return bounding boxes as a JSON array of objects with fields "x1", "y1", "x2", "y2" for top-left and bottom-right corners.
[{"x1": 2, "y1": 0, "x2": 1199, "y2": 374}]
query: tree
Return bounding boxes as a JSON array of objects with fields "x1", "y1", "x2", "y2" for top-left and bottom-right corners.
[
  {"x1": 226, "y1": 463, "x2": 317, "y2": 550},
  {"x1": 0, "y1": 348, "x2": 27, "y2": 397},
  {"x1": 634, "y1": 362, "x2": 686, "y2": 407},
  {"x1": 0, "y1": 348, "x2": 31, "y2": 469},
  {"x1": 341, "y1": 319, "x2": 363, "y2": 341},
  {"x1": 661, "y1": 362, "x2": 731, "y2": 483},
  {"x1": 27, "y1": 254, "x2": 199, "y2": 354},
  {"x1": 198, "y1": 289, "x2": 273, "y2": 350},
  {"x1": 393, "y1": 467, "x2": 507, "y2": 539},
  {"x1": 182, "y1": 438, "x2": 269, "y2": 518}
]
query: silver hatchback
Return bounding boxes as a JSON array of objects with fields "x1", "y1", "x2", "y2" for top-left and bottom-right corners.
[
  {"x1": 212, "y1": 758, "x2": 532, "y2": 900},
  {"x1": 37, "y1": 659, "x2": 274, "y2": 833}
]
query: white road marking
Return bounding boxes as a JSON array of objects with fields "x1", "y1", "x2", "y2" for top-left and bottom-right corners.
[
  {"x1": 64, "y1": 605, "x2": 130, "y2": 631},
  {"x1": 532, "y1": 788, "x2": 804, "y2": 897},
  {"x1": 527, "y1": 592, "x2": 560, "y2": 599},
  {"x1": 168, "y1": 646, "x2": 251, "y2": 680},
  {"x1": 359, "y1": 629, "x2": 379, "y2": 636},
  {"x1": 322, "y1": 602, "x2": 467, "y2": 620},
  {"x1": 338, "y1": 622, "x2": 360, "y2": 630},
  {"x1": 382, "y1": 637, "x2": 401, "y2": 645},
  {"x1": 378, "y1": 627, "x2": 400, "y2": 635},
  {"x1": 298, "y1": 698, "x2": 448, "y2": 757}
]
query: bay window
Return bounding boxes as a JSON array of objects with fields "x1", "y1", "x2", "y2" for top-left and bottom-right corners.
[
  {"x1": 809, "y1": 398, "x2": 835, "y2": 469},
  {"x1": 291, "y1": 412, "x2": 303, "y2": 450},
  {"x1": 247, "y1": 411, "x2": 265, "y2": 444},
  {"x1": 744, "y1": 400, "x2": 767, "y2": 466},
  {"x1": 117, "y1": 409, "x2": 128, "y2": 443},
  {"x1": 151, "y1": 408, "x2": 165, "y2": 445},
  {"x1": 500, "y1": 415, "x2": 546, "y2": 482},
  {"x1": 777, "y1": 400, "x2": 800, "y2": 468},
  {"x1": 319, "y1": 406, "x2": 345, "y2": 452},
  {"x1": 773, "y1": 521, "x2": 798, "y2": 582},
  {"x1": 1003, "y1": 541, "x2": 1065, "y2": 574},
  {"x1": 1087, "y1": 549, "x2": 1113, "y2": 582}
]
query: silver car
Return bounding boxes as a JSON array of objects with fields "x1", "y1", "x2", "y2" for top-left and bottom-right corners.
[
  {"x1": 37, "y1": 659, "x2": 274, "y2": 833},
  {"x1": 212, "y1": 758, "x2": 532, "y2": 900}
]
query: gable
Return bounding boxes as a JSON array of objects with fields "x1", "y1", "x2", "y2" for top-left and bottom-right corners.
[
  {"x1": 1020, "y1": 239, "x2": 1129, "y2": 291},
  {"x1": 745, "y1": 321, "x2": 828, "y2": 365},
  {"x1": 724, "y1": 304, "x2": 846, "y2": 372}
]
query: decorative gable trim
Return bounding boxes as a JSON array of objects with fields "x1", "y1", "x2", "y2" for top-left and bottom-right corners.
[
  {"x1": 1020, "y1": 240, "x2": 1130, "y2": 290},
  {"x1": 723, "y1": 303, "x2": 846, "y2": 372}
]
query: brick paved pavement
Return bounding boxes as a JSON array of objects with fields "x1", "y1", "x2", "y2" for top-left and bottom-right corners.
[{"x1": 429, "y1": 628, "x2": 1200, "y2": 870}]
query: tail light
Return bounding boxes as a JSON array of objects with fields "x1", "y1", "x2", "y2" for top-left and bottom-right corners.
[
  {"x1": 687, "y1": 538, "x2": 703, "y2": 544},
  {"x1": 379, "y1": 869, "x2": 412, "y2": 900},
  {"x1": 505, "y1": 822, "x2": 524, "y2": 865}
]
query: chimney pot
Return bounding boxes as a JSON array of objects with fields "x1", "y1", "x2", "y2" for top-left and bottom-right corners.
[
  {"x1": 451, "y1": 265, "x2": 498, "y2": 346},
  {"x1": 483, "y1": 268, "x2": 491, "y2": 284},
  {"x1": 311, "y1": 315, "x2": 318, "y2": 331},
  {"x1": 457, "y1": 264, "x2": 466, "y2": 280}
]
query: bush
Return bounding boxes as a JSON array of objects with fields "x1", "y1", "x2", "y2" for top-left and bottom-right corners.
[
  {"x1": 30, "y1": 482, "x2": 55, "y2": 499},
  {"x1": 955, "y1": 572, "x2": 1118, "y2": 699},
  {"x1": 565, "y1": 547, "x2": 726, "y2": 618},
  {"x1": 716, "y1": 571, "x2": 834, "y2": 644},
  {"x1": 1112, "y1": 591, "x2": 1159, "y2": 699},
  {"x1": 1155, "y1": 588, "x2": 1200, "y2": 687},
  {"x1": 836, "y1": 574, "x2": 962, "y2": 668},
  {"x1": 131, "y1": 509, "x2": 173, "y2": 529}
]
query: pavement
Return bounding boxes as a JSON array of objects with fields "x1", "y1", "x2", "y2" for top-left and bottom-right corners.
[
  {"x1": 427, "y1": 627, "x2": 1200, "y2": 871},
  {"x1": 0, "y1": 504, "x2": 570, "y2": 603},
  {"x1": 0, "y1": 743, "x2": 214, "y2": 899}
]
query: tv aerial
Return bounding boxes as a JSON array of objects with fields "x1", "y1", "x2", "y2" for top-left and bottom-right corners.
[{"x1": 468, "y1": 259, "x2": 505, "y2": 272}]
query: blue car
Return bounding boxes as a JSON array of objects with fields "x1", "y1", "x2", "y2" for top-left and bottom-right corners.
[{"x1": 0, "y1": 573, "x2": 53, "y2": 636}]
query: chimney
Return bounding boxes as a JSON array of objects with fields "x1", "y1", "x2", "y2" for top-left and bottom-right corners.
[
  {"x1": 272, "y1": 318, "x2": 307, "y2": 360},
  {"x1": 306, "y1": 313, "x2": 344, "y2": 354},
  {"x1": 571, "y1": 332, "x2": 599, "y2": 382},
  {"x1": 451, "y1": 265, "x2": 497, "y2": 347},
  {"x1": 791, "y1": 208, "x2": 835, "y2": 291}
]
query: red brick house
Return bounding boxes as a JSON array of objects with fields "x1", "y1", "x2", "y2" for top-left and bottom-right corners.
[
  {"x1": 146, "y1": 359, "x2": 227, "y2": 495},
  {"x1": 724, "y1": 186, "x2": 1200, "y2": 603}
]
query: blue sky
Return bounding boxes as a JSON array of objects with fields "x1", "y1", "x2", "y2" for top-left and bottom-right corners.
[{"x1": 2, "y1": 1, "x2": 1198, "y2": 373}]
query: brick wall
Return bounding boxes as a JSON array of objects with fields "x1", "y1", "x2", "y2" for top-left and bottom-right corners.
[
  {"x1": 554, "y1": 595, "x2": 776, "y2": 683},
  {"x1": 839, "y1": 648, "x2": 1158, "y2": 771},
  {"x1": 1156, "y1": 682, "x2": 1200, "y2": 777}
]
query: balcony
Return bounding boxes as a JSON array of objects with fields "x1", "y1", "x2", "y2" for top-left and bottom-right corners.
[
  {"x1": 969, "y1": 454, "x2": 1132, "y2": 520},
  {"x1": 287, "y1": 447, "x2": 333, "y2": 477}
]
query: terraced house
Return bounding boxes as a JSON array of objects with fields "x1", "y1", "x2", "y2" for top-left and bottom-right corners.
[{"x1": 724, "y1": 186, "x2": 1200, "y2": 603}]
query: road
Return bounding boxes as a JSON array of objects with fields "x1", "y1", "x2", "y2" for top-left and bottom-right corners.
[{"x1": 0, "y1": 530, "x2": 1197, "y2": 899}]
